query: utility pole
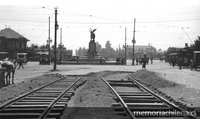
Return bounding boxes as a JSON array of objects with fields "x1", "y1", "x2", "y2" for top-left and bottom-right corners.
[
  {"x1": 179, "y1": 49, "x2": 182, "y2": 70},
  {"x1": 125, "y1": 27, "x2": 127, "y2": 63},
  {"x1": 53, "y1": 8, "x2": 58, "y2": 70},
  {"x1": 119, "y1": 44, "x2": 120, "y2": 57},
  {"x1": 48, "y1": 17, "x2": 51, "y2": 65},
  {"x1": 132, "y1": 18, "x2": 136, "y2": 65},
  {"x1": 151, "y1": 43, "x2": 152, "y2": 57},
  {"x1": 59, "y1": 28, "x2": 62, "y2": 64}
]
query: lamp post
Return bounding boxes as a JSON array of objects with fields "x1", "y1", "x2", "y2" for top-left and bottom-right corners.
[{"x1": 132, "y1": 18, "x2": 136, "y2": 65}]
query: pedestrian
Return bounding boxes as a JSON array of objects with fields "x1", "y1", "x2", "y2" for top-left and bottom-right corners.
[
  {"x1": 172, "y1": 58, "x2": 176, "y2": 68},
  {"x1": 190, "y1": 59, "x2": 194, "y2": 70},
  {"x1": 178, "y1": 58, "x2": 182, "y2": 70},
  {"x1": 136, "y1": 58, "x2": 138, "y2": 65},
  {"x1": 12, "y1": 59, "x2": 17, "y2": 66},
  {"x1": 151, "y1": 57, "x2": 153, "y2": 64},
  {"x1": 18, "y1": 59, "x2": 24, "y2": 69},
  {"x1": 142, "y1": 55, "x2": 147, "y2": 70}
]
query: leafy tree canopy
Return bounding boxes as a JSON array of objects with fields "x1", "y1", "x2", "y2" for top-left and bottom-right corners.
[{"x1": 192, "y1": 36, "x2": 200, "y2": 51}]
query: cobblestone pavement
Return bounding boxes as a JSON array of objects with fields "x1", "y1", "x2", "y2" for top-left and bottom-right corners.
[
  {"x1": 13, "y1": 60, "x2": 200, "y2": 90},
  {"x1": 147, "y1": 61, "x2": 200, "y2": 90}
]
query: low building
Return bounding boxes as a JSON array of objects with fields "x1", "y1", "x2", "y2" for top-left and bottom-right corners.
[
  {"x1": 126, "y1": 44, "x2": 156, "y2": 58},
  {"x1": 0, "y1": 28, "x2": 29, "y2": 59}
]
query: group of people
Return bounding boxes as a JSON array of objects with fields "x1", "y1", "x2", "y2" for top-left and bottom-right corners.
[
  {"x1": 0, "y1": 58, "x2": 24, "y2": 69},
  {"x1": 135, "y1": 55, "x2": 153, "y2": 70},
  {"x1": 116, "y1": 57, "x2": 126, "y2": 65},
  {"x1": 135, "y1": 55, "x2": 154, "y2": 70},
  {"x1": 136, "y1": 57, "x2": 153, "y2": 65}
]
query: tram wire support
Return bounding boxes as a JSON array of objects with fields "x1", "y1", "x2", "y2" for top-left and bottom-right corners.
[
  {"x1": 132, "y1": 18, "x2": 136, "y2": 65},
  {"x1": 53, "y1": 7, "x2": 58, "y2": 71}
]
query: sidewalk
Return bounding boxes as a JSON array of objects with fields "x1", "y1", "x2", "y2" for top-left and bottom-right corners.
[{"x1": 146, "y1": 61, "x2": 200, "y2": 90}]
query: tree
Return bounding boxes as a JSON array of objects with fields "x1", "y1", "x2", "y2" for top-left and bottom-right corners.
[
  {"x1": 99, "y1": 48, "x2": 108, "y2": 57},
  {"x1": 105, "y1": 40, "x2": 112, "y2": 50},
  {"x1": 39, "y1": 45, "x2": 46, "y2": 50},
  {"x1": 96, "y1": 42, "x2": 102, "y2": 52},
  {"x1": 58, "y1": 44, "x2": 65, "y2": 50},
  {"x1": 30, "y1": 44, "x2": 38, "y2": 49},
  {"x1": 27, "y1": 44, "x2": 38, "y2": 57},
  {"x1": 192, "y1": 36, "x2": 200, "y2": 51}
]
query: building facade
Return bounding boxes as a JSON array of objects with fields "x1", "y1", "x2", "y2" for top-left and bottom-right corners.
[
  {"x1": 0, "y1": 28, "x2": 29, "y2": 59},
  {"x1": 126, "y1": 45, "x2": 157, "y2": 58}
]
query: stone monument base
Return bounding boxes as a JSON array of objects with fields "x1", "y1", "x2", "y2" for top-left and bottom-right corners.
[{"x1": 78, "y1": 55, "x2": 102, "y2": 64}]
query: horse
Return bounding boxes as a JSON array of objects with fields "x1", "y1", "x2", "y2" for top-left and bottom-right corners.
[{"x1": 0, "y1": 59, "x2": 17, "y2": 85}]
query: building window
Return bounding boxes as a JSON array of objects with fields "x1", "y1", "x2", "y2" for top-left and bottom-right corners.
[
  {"x1": 21, "y1": 42, "x2": 25, "y2": 49},
  {"x1": 4, "y1": 42, "x2": 7, "y2": 48},
  {"x1": 16, "y1": 41, "x2": 20, "y2": 49},
  {"x1": 13, "y1": 41, "x2": 15, "y2": 49}
]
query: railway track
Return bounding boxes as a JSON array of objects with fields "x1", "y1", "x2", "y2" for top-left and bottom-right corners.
[
  {"x1": 99, "y1": 75, "x2": 197, "y2": 119},
  {"x1": 0, "y1": 75, "x2": 86, "y2": 119}
]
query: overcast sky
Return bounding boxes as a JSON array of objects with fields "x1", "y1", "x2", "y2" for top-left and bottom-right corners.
[{"x1": 1, "y1": 0, "x2": 200, "y2": 53}]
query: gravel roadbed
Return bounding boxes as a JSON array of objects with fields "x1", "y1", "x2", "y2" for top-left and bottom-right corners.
[{"x1": 0, "y1": 73, "x2": 63, "y2": 106}]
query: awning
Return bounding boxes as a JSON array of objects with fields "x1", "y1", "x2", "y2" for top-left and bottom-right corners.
[
  {"x1": 194, "y1": 51, "x2": 200, "y2": 54},
  {"x1": 17, "y1": 53, "x2": 27, "y2": 55},
  {"x1": 36, "y1": 51, "x2": 49, "y2": 55},
  {"x1": 169, "y1": 53, "x2": 178, "y2": 56},
  {"x1": 0, "y1": 52, "x2": 8, "y2": 54}
]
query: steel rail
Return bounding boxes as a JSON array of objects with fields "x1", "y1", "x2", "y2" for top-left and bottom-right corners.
[
  {"x1": 0, "y1": 76, "x2": 67, "y2": 111},
  {"x1": 128, "y1": 76, "x2": 197, "y2": 119},
  {"x1": 39, "y1": 76, "x2": 84, "y2": 119},
  {"x1": 99, "y1": 75, "x2": 136, "y2": 119}
]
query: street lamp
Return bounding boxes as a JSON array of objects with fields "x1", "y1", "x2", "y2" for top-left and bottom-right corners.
[{"x1": 132, "y1": 38, "x2": 136, "y2": 65}]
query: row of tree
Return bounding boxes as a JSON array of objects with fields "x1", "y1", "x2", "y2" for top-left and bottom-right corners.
[
  {"x1": 76, "y1": 40, "x2": 162, "y2": 59},
  {"x1": 26, "y1": 43, "x2": 71, "y2": 60},
  {"x1": 26, "y1": 36, "x2": 200, "y2": 60},
  {"x1": 76, "y1": 41, "x2": 124, "y2": 58}
]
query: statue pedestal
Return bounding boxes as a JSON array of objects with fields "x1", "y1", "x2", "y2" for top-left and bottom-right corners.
[
  {"x1": 87, "y1": 40, "x2": 98, "y2": 58},
  {"x1": 79, "y1": 40, "x2": 102, "y2": 64}
]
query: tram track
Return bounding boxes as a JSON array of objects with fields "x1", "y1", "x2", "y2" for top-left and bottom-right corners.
[
  {"x1": 0, "y1": 75, "x2": 86, "y2": 119},
  {"x1": 99, "y1": 75, "x2": 197, "y2": 119}
]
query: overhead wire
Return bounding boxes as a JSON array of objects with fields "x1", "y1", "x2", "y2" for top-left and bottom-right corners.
[
  {"x1": 1, "y1": 17, "x2": 199, "y2": 25},
  {"x1": 1, "y1": 6, "x2": 199, "y2": 35},
  {"x1": 181, "y1": 27, "x2": 193, "y2": 44}
]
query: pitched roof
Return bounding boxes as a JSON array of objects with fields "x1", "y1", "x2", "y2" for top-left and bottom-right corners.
[{"x1": 0, "y1": 28, "x2": 29, "y2": 41}]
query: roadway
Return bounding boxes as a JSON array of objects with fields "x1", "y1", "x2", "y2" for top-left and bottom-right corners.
[{"x1": 14, "y1": 60, "x2": 200, "y2": 90}]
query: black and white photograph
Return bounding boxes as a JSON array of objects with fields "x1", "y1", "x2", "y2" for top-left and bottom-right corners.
[{"x1": 0, "y1": 0, "x2": 200, "y2": 118}]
